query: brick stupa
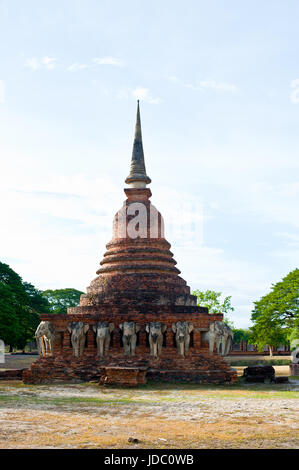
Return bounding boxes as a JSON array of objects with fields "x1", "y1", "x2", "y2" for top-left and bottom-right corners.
[{"x1": 24, "y1": 102, "x2": 237, "y2": 386}]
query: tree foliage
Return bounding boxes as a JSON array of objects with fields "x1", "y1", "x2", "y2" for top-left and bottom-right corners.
[
  {"x1": 232, "y1": 328, "x2": 253, "y2": 344},
  {"x1": 0, "y1": 262, "x2": 50, "y2": 349},
  {"x1": 288, "y1": 327, "x2": 299, "y2": 350},
  {"x1": 250, "y1": 268, "x2": 299, "y2": 353},
  {"x1": 42, "y1": 288, "x2": 84, "y2": 314},
  {"x1": 192, "y1": 289, "x2": 235, "y2": 316}
]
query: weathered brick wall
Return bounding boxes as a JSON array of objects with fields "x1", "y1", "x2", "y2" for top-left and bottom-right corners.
[{"x1": 24, "y1": 308, "x2": 237, "y2": 384}]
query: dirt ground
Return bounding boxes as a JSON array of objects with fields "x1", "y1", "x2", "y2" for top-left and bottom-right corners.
[{"x1": 0, "y1": 376, "x2": 298, "y2": 449}]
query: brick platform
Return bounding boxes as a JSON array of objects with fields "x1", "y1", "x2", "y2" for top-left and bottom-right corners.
[
  {"x1": 23, "y1": 310, "x2": 238, "y2": 385},
  {"x1": 99, "y1": 367, "x2": 148, "y2": 387}
]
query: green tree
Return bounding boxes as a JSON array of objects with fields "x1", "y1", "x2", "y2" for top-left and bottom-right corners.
[
  {"x1": 0, "y1": 282, "x2": 20, "y2": 347},
  {"x1": 250, "y1": 268, "x2": 299, "y2": 355},
  {"x1": 16, "y1": 282, "x2": 50, "y2": 350},
  {"x1": 192, "y1": 289, "x2": 235, "y2": 316},
  {"x1": 0, "y1": 262, "x2": 50, "y2": 350},
  {"x1": 250, "y1": 319, "x2": 288, "y2": 356},
  {"x1": 232, "y1": 328, "x2": 253, "y2": 344},
  {"x1": 42, "y1": 288, "x2": 84, "y2": 314},
  {"x1": 288, "y1": 327, "x2": 299, "y2": 350}
]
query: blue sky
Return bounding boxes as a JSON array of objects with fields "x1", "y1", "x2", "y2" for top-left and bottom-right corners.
[{"x1": 1, "y1": 1, "x2": 299, "y2": 327}]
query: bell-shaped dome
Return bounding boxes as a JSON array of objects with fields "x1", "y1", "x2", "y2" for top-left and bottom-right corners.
[{"x1": 79, "y1": 103, "x2": 197, "y2": 308}]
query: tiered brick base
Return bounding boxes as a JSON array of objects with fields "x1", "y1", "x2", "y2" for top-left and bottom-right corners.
[{"x1": 23, "y1": 307, "x2": 238, "y2": 385}]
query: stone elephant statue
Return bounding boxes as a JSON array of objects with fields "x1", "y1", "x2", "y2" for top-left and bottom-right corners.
[
  {"x1": 35, "y1": 321, "x2": 55, "y2": 356},
  {"x1": 172, "y1": 321, "x2": 194, "y2": 357},
  {"x1": 291, "y1": 347, "x2": 299, "y2": 364},
  {"x1": 93, "y1": 321, "x2": 114, "y2": 358},
  {"x1": 146, "y1": 322, "x2": 167, "y2": 358},
  {"x1": 119, "y1": 321, "x2": 140, "y2": 357},
  {"x1": 67, "y1": 322, "x2": 89, "y2": 357},
  {"x1": 202, "y1": 321, "x2": 233, "y2": 356},
  {"x1": 221, "y1": 323, "x2": 233, "y2": 356}
]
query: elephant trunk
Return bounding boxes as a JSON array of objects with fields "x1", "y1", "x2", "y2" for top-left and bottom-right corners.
[
  {"x1": 98, "y1": 337, "x2": 104, "y2": 357},
  {"x1": 152, "y1": 334, "x2": 159, "y2": 343},
  {"x1": 36, "y1": 336, "x2": 43, "y2": 356}
]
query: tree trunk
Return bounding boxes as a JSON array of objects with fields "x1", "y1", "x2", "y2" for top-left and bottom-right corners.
[{"x1": 269, "y1": 345, "x2": 273, "y2": 357}]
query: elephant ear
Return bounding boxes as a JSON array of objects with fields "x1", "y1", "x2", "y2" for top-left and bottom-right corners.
[
  {"x1": 172, "y1": 323, "x2": 177, "y2": 333},
  {"x1": 93, "y1": 324, "x2": 98, "y2": 333},
  {"x1": 135, "y1": 323, "x2": 141, "y2": 333},
  {"x1": 188, "y1": 323, "x2": 194, "y2": 333},
  {"x1": 161, "y1": 324, "x2": 167, "y2": 333},
  {"x1": 67, "y1": 323, "x2": 73, "y2": 334},
  {"x1": 119, "y1": 323, "x2": 123, "y2": 331},
  {"x1": 83, "y1": 323, "x2": 89, "y2": 334},
  {"x1": 145, "y1": 324, "x2": 150, "y2": 333},
  {"x1": 48, "y1": 322, "x2": 55, "y2": 334},
  {"x1": 109, "y1": 323, "x2": 115, "y2": 332}
]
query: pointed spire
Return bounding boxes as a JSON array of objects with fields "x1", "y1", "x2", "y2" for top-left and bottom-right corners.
[{"x1": 125, "y1": 100, "x2": 151, "y2": 187}]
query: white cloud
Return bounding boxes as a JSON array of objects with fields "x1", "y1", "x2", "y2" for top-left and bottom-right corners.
[
  {"x1": 199, "y1": 79, "x2": 238, "y2": 93},
  {"x1": 25, "y1": 58, "x2": 40, "y2": 70},
  {"x1": 42, "y1": 56, "x2": 57, "y2": 69},
  {"x1": 25, "y1": 56, "x2": 57, "y2": 70},
  {"x1": 67, "y1": 63, "x2": 90, "y2": 72},
  {"x1": 168, "y1": 75, "x2": 180, "y2": 83},
  {"x1": 0, "y1": 80, "x2": 5, "y2": 103},
  {"x1": 93, "y1": 57, "x2": 124, "y2": 66},
  {"x1": 290, "y1": 79, "x2": 299, "y2": 103},
  {"x1": 25, "y1": 56, "x2": 125, "y2": 72},
  {"x1": 168, "y1": 76, "x2": 238, "y2": 93},
  {"x1": 132, "y1": 87, "x2": 161, "y2": 104}
]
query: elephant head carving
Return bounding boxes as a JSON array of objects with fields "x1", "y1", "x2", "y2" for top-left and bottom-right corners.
[
  {"x1": 146, "y1": 322, "x2": 167, "y2": 358},
  {"x1": 172, "y1": 321, "x2": 194, "y2": 357},
  {"x1": 35, "y1": 321, "x2": 55, "y2": 356},
  {"x1": 93, "y1": 321, "x2": 114, "y2": 358},
  {"x1": 67, "y1": 322, "x2": 89, "y2": 357},
  {"x1": 119, "y1": 321, "x2": 140, "y2": 357},
  {"x1": 202, "y1": 321, "x2": 233, "y2": 356}
]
